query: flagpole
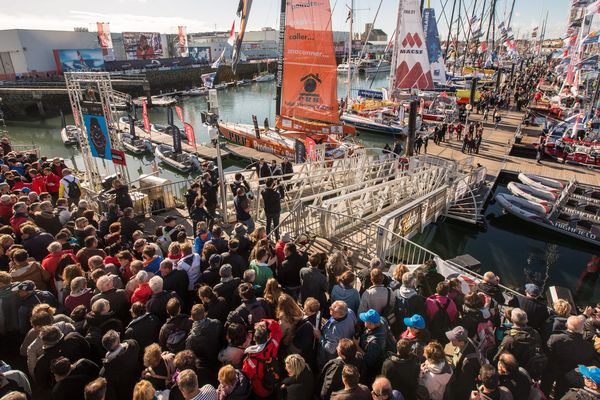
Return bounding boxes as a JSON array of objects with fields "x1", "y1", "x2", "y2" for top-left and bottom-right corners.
[
  {"x1": 507, "y1": 0, "x2": 516, "y2": 29},
  {"x1": 462, "y1": 0, "x2": 479, "y2": 71}
]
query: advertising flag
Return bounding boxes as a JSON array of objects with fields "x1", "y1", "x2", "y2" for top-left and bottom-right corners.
[
  {"x1": 391, "y1": 0, "x2": 434, "y2": 91},
  {"x1": 174, "y1": 105, "x2": 197, "y2": 149},
  {"x1": 211, "y1": 49, "x2": 225, "y2": 69},
  {"x1": 83, "y1": 115, "x2": 112, "y2": 160},
  {"x1": 96, "y1": 22, "x2": 115, "y2": 61},
  {"x1": 227, "y1": 20, "x2": 236, "y2": 46},
  {"x1": 201, "y1": 72, "x2": 217, "y2": 88},
  {"x1": 422, "y1": 8, "x2": 446, "y2": 84},
  {"x1": 305, "y1": 137, "x2": 317, "y2": 161},
  {"x1": 583, "y1": 31, "x2": 600, "y2": 44},
  {"x1": 231, "y1": 0, "x2": 253, "y2": 72},
  {"x1": 142, "y1": 99, "x2": 150, "y2": 133},
  {"x1": 177, "y1": 26, "x2": 188, "y2": 57},
  {"x1": 175, "y1": 105, "x2": 184, "y2": 122}
]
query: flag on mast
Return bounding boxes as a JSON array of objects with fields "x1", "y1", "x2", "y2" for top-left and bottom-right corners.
[{"x1": 227, "y1": 20, "x2": 236, "y2": 46}]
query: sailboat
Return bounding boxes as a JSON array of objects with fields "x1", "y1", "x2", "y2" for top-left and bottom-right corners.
[
  {"x1": 218, "y1": 0, "x2": 358, "y2": 160},
  {"x1": 341, "y1": 0, "x2": 435, "y2": 135}
]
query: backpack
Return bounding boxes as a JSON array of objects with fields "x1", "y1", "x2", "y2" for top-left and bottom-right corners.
[
  {"x1": 166, "y1": 330, "x2": 188, "y2": 352},
  {"x1": 65, "y1": 177, "x2": 81, "y2": 199},
  {"x1": 524, "y1": 350, "x2": 548, "y2": 381},
  {"x1": 156, "y1": 227, "x2": 175, "y2": 254},
  {"x1": 474, "y1": 320, "x2": 496, "y2": 358},
  {"x1": 429, "y1": 299, "x2": 451, "y2": 339},
  {"x1": 382, "y1": 288, "x2": 398, "y2": 327},
  {"x1": 464, "y1": 339, "x2": 490, "y2": 367},
  {"x1": 392, "y1": 293, "x2": 411, "y2": 330},
  {"x1": 252, "y1": 354, "x2": 283, "y2": 395}
]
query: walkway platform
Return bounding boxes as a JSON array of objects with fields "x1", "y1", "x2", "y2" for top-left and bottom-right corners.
[{"x1": 424, "y1": 110, "x2": 600, "y2": 187}]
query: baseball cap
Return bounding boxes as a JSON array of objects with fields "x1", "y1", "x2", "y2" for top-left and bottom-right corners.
[
  {"x1": 525, "y1": 283, "x2": 541, "y2": 297},
  {"x1": 359, "y1": 309, "x2": 381, "y2": 324},
  {"x1": 12, "y1": 280, "x2": 35, "y2": 292},
  {"x1": 445, "y1": 326, "x2": 468, "y2": 342},
  {"x1": 579, "y1": 365, "x2": 600, "y2": 386},
  {"x1": 403, "y1": 314, "x2": 426, "y2": 330},
  {"x1": 20, "y1": 187, "x2": 31, "y2": 194}
]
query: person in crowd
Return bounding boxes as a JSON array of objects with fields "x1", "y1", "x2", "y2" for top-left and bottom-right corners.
[
  {"x1": 317, "y1": 301, "x2": 357, "y2": 367},
  {"x1": 262, "y1": 177, "x2": 282, "y2": 240},
  {"x1": 50, "y1": 356, "x2": 100, "y2": 400},
  {"x1": 331, "y1": 270, "x2": 360, "y2": 315},
  {"x1": 233, "y1": 188, "x2": 254, "y2": 233},
  {"x1": 562, "y1": 365, "x2": 600, "y2": 399},
  {"x1": 392, "y1": 272, "x2": 427, "y2": 335},
  {"x1": 371, "y1": 376, "x2": 404, "y2": 400},
  {"x1": 418, "y1": 341, "x2": 453, "y2": 400},
  {"x1": 242, "y1": 319, "x2": 282, "y2": 398},
  {"x1": 358, "y1": 268, "x2": 392, "y2": 315},
  {"x1": 216, "y1": 364, "x2": 251, "y2": 400},
  {"x1": 399, "y1": 314, "x2": 430, "y2": 362},
  {"x1": 471, "y1": 365, "x2": 513, "y2": 400},
  {"x1": 543, "y1": 298, "x2": 572, "y2": 341},
  {"x1": 280, "y1": 354, "x2": 314, "y2": 400},
  {"x1": 497, "y1": 352, "x2": 532, "y2": 399},
  {"x1": 425, "y1": 281, "x2": 458, "y2": 343},
  {"x1": 381, "y1": 338, "x2": 419, "y2": 400},
  {"x1": 146, "y1": 275, "x2": 179, "y2": 322},
  {"x1": 278, "y1": 242, "x2": 306, "y2": 300},
  {"x1": 507, "y1": 283, "x2": 550, "y2": 332},
  {"x1": 123, "y1": 302, "x2": 160, "y2": 352},
  {"x1": 330, "y1": 365, "x2": 371, "y2": 400},
  {"x1": 494, "y1": 308, "x2": 543, "y2": 374},
  {"x1": 185, "y1": 303, "x2": 222, "y2": 370},
  {"x1": 319, "y1": 338, "x2": 365, "y2": 399},
  {"x1": 159, "y1": 259, "x2": 188, "y2": 302},
  {"x1": 445, "y1": 326, "x2": 481, "y2": 400},
  {"x1": 299, "y1": 256, "x2": 328, "y2": 306}
]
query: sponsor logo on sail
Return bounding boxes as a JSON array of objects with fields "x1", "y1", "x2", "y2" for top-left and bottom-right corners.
[
  {"x1": 288, "y1": 32, "x2": 315, "y2": 41},
  {"x1": 291, "y1": 1, "x2": 321, "y2": 10},
  {"x1": 402, "y1": 33, "x2": 422, "y2": 48}
]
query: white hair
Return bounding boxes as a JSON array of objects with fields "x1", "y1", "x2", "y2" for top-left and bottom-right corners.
[
  {"x1": 96, "y1": 275, "x2": 113, "y2": 292},
  {"x1": 47, "y1": 241, "x2": 62, "y2": 253},
  {"x1": 511, "y1": 308, "x2": 528, "y2": 327},
  {"x1": 135, "y1": 270, "x2": 149, "y2": 283},
  {"x1": 148, "y1": 276, "x2": 163, "y2": 294},
  {"x1": 70, "y1": 276, "x2": 87, "y2": 293}
]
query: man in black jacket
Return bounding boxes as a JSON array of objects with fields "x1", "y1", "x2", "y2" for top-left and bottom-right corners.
[
  {"x1": 184, "y1": 182, "x2": 200, "y2": 212},
  {"x1": 477, "y1": 271, "x2": 505, "y2": 306},
  {"x1": 118, "y1": 207, "x2": 142, "y2": 244},
  {"x1": 255, "y1": 158, "x2": 271, "y2": 183},
  {"x1": 50, "y1": 357, "x2": 99, "y2": 400},
  {"x1": 100, "y1": 330, "x2": 140, "y2": 400},
  {"x1": 261, "y1": 177, "x2": 281, "y2": 240},
  {"x1": 185, "y1": 304, "x2": 223, "y2": 370},
  {"x1": 319, "y1": 338, "x2": 366, "y2": 399},
  {"x1": 35, "y1": 325, "x2": 91, "y2": 390},
  {"x1": 278, "y1": 242, "x2": 307, "y2": 299},
  {"x1": 213, "y1": 264, "x2": 241, "y2": 306},
  {"x1": 220, "y1": 239, "x2": 247, "y2": 278},
  {"x1": 507, "y1": 283, "x2": 550, "y2": 332},
  {"x1": 494, "y1": 308, "x2": 542, "y2": 371},
  {"x1": 123, "y1": 302, "x2": 160, "y2": 352},
  {"x1": 159, "y1": 259, "x2": 189, "y2": 304},
  {"x1": 146, "y1": 276, "x2": 180, "y2": 323},
  {"x1": 200, "y1": 172, "x2": 219, "y2": 216},
  {"x1": 90, "y1": 276, "x2": 130, "y2": 322},
  {"x1": 547, "y1": 315, "x2": 599, "y2": 399},
  {"x1": 381, "y1": 338, "x2": 419, "y2": 400}
]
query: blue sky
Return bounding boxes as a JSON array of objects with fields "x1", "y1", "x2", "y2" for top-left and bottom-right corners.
[{"x1": 0, "y1": 0, "x2": 573, "y2": 39}]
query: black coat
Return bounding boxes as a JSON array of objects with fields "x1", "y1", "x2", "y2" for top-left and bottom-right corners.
[
  {"x1": 159, "y1": 314, "x2": 193, "y2": 350},
  {"x1": 499, "y1": 369, "x2": 532, "y2": 400},
  {"x1": 34, "y1": 212, "x2": 62, "y2": 236},
  {"x1": 477, "y1": 282, "x2": 505, "y2": 306},
  {"x1": 221, "y1": 251, "x2": 248, "y2": 278},
  {"x1": 124, "y1": 313, "x2": 161, "y2": 351},
  {"x1": 119, "y1": 216, "x2": 142, "y2": 243},
  {"x1": 147, "y1": 291, "x2": 180, "y2": 323},
  {"x1": 318, "y1": 355, "x2": 366, "y2": 399},
  {"x1": 185, "y1": 318, "x2": 223, "y2": 365},
  {"x1": 50, "y1": 358, "x2": 99, "y2": 400},
  {"x1": 278, "y1": 252, "x2": 307, "y2": 288},
  {"x1": 547, "y1": 331, "x2": 598, "y2": 375},
  {"x1": 35, "y1": 331, "x2": 91, "y2": 389},
  {"x1": 256, "y1": 162, "x2": 271, "y2": 178},
  {"x1": 381, "y1": 354, "x2": 420, "y2": 400},
  {"x1": 508, "y1": 295, "x2": 550, "y2": 332},
  {"x1": 214, "y1": 278, "x2": 241, "y2": 305},
  {"x1": 91, "y1": 289, "x2": 130, "y2": 322},
  {"x1": 495, "y1": 326, "x2": 542, "y2": 367},
  {"x1": 261, "y1": 187, "x2": 281, "y2": 214},
  {"x1": 281, "y1": 367, "x2": 314, "y2": 400},
  {"x1": 204, "y1": 297, "x2": 229, "y2": 324},
  {"x1": 447, "y1": 341, "x2": 481, "y2": 400},
  {"x1": 23, "y1": 232, "x2": 54, "y2": 261},
  {"x1": 201, "y1": 180, "x2": 219, "y2": 206},
  {"x1": 163, "y1": 270, "x2": 189, "y2": 301},
  {"x1": 100, "y1": 339, "x2": 141, "y2": 400},
  {"x1": 299, "y1": 266, "x2": 327, "y2": 306},
  {"x1": 114, "y1": 186, "x2": 133, "y2": 211}
]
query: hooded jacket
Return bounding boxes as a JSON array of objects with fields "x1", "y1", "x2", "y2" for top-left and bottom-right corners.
[
  {"x1": 217, "y1": 369, "x2": 251, "y2": 400},
  {"x1": 242, "y1": 319, "x2": 282, "y2": 398},
  {"x1": 418, "y1": 361, "x2": 453, "y2": 400},
  {"x1": 10, "y1": 262, "x2": 52, "y2": 291},
  {"x1": 185, "y1": 317, "x2": 223, "y2": 364},
  {"x1": 495, "y1": 326, "x2": 542, "y2": 367}
]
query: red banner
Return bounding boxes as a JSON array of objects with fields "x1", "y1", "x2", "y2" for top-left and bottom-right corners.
[
  {"x1": 110, "y1": 149, "x2": 127, "y2": 166},
  {"x1": 177, "y1": 26, "x2": 188, "y2": 57},
  {"x1": 305, "y1": 137, "x2": 317, "y2": 161},
  {"x1": 142, "y1": 99, "x2": 150, "y2": 133},
  {"x1": 175, "y1": 105, "x2": 184, "y2": 122},
  {"x1": 184, "y1": 123, "x2": 196, "y2": 148}
]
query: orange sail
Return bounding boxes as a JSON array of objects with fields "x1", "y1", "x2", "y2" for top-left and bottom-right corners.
[{"x1": 280, "y1": 0, "x2": 339, "y2": 124}]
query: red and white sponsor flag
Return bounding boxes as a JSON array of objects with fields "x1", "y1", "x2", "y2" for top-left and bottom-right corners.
[
  {"x1": 227, "y1": 20, "x2": 236, "y2": 46},
  {"x1": 174, "y1": 105, "x2": 197, "y2": 149},
  {"x1": 142, "y1": 99, "x2": 150, "y2": 133},
  {"x1": 305, "y1": 137, "x2": 317, "y2": 161},
  {"x1": 177, "y1": 26, "x2": 188, "y2": 57},
  {"x1": 587, "y1": 0, "x2": 600, "y2": 15}
]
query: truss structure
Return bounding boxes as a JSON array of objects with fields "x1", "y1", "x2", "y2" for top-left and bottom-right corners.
[{"x1": 64, "y1": 72, "x2": 127, "y2": 190}]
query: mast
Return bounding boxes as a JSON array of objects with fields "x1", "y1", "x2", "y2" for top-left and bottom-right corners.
[
  {"x1": 390, "y1": 0, "x2": 403, "y2": 90},
  {"x1": 462, "y1": 0, "x2": 478, "y2": 70},
  {"x1": 346, "y1": 0, "x2": 354, "y2": 105},
  {"x1": 507, "y1": 0, "x2": 516, "y2": 29},
  {"x1": 444, "y1": 0, "x2": 457, "y2": 61},
  {"x1": 453, "y1": 0, "x2": 461, "y2": 75},
  {"x1": 275, "y1": 0, "x2": 286, "y2": 118}
]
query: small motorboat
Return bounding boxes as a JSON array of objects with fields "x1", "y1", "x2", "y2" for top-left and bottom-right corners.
[
  {"x1": 182, "y1": 87, "x2": 207, "y2": 97},
  {"x1": 61, "y1": 125, "x2": 80, "y2": 146},
  {"x1": 121, "y1": 133, "x2": 152, "y2": 155},
  {"x1": 154, "y1": 144, "x2": 200, "y2": 173},
  {"x1": 254, "y1": 73, "x2": 275, "y2": 82},
  {"x1": 495, "y1": 193, "x2": 549, "y2": 218},
  {"x1": 507, "y1": 181, "x2": 558, "y2": 205},
  {"x1": 236, "y1": 79, "x2": 252, "y2": 86},
  {"x1": 214, "y1": 83, "x2": 228, "y2": 91},
  {"x1": 518, "y1": 173, "x2": 564, "y2": 192},
  {"x1": 340, "y1": 112, "x2": 428, "y2": 136},
  {"x1": 151, "y1": 124, "x2": 188, "y2": 142}
]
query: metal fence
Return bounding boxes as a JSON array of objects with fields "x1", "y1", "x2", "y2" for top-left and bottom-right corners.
[{"x1": 11, "y1": 144, "x2": 41, "y2": 157}]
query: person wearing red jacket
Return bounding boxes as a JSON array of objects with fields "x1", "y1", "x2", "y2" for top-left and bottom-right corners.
[
  {"x1": 0, "y1": 195, "x2": 13, "y2": 223},
  {"x1": 242, "y1": 319, "x2": 282, "y2": 398},
  {"x1": 10, "y1": 202, "x2": 32, "y2": 237},
  {"x1": 41, "y1": 242, "x2": 77, "y2": 277},
  {"x1": 29, "y1": 169, "x2": 46, "y2": 194},
  {"x1": 43, "y1": 167, "x2": 61, "y2": 204}
]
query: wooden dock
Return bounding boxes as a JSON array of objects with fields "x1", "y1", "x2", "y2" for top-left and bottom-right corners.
[
  {"x1": 225, "y1": 143, "x2": 283, "y2": 163},
  {"x1": 425, "y1": 110, "x2": 600, "y2": 187}
]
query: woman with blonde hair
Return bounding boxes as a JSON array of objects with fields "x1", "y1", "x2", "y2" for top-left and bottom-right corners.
[
  {"x1": 216, "y1": 364, "x2": 251, "y2": 399},
  {"x1": 263, "y1": 278, "x2": 283, "y2": 311},
  {"x1": 280, "y1": 354, "x2": 314, "y2": 400},
  {"x1": 543, "y1": 298, "x2": 572, "y2": 340},
  {"x1": 418, "y1": 341, "x2": 453, "y2": 400},
  {"x1": 277, "y1": 293, "x2": 304, "y2": 347},
  {"x1": 325, "y1": 251, "x2": 349, "y2": 290},
  {"x1": 141, "y1": 343, "x2": 175, "y2": 391},
  {"x1": 132, "y1": 380, "x2": 156, "y2": 400},
  {"x1": 389, "y1": 263, "x2": 408, "y2": 290}
]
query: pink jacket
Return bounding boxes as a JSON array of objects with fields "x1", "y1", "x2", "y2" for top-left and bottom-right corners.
[{"x1": 425, "y1": 294, "x2": 458, "y2": 323}]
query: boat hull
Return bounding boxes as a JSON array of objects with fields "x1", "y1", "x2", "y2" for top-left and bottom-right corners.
[
  {"x1": 60, "y1": 126, "x2": 79, "y2": 146},
  {"x1": 518, "y1": 173, "x2": 563, "y2": 192},
  {"x1": 154, "y1": 145, "x2": 194, "y2": 173},
  {"x1": 340, "y1": 114, "x2": 406, "y2": 135},
  {"x1": 507, "y1": 182, "x2": 557, "y2": 205}
]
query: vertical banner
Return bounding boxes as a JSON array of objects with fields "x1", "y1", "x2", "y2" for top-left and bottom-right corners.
[
  {"x1": 294, "y1": 140, "x2": 306, "y2": 163},
  {"x1": 422, "y1": 8, "x2": 446, "y2": 84},
  {"x1": 81, "y1": 83, "x2": 112, "y2": 160},
  {"x1": 305, "y1": 137, "x2": 317, "y2": 161},
  {"x1": 96, "y1": 22, "x2": 115, "y2": 61},
  {"x1": 142, "y1": 99, "x2": 150, "y2": 132},
  {"x1": 174, "y1": 105, "x2": 197, "y2": 149},
  {"x1": 177, "y1": 26, "x2": 188, "y2": 57}
]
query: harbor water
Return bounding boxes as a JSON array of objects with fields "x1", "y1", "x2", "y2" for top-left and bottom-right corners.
[{"x1": 5, "y1": 73, "x2": 599, "y2": 305}]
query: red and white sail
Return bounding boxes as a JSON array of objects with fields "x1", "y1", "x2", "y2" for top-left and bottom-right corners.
[{"x1": 390, "y1": 0, "x2": 434, "y2": 94}]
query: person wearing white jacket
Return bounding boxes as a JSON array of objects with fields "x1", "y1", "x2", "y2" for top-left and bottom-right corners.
[{"x1": 418, "y1": 341, "x2": 453, "y2": 400}]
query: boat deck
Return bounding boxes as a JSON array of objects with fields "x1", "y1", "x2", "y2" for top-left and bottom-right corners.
[
  {"x1": 424, "y1": 110, "x2": 600, "y2": 187},
  {"x1": 225, "y1": 143, "x2": 283, "y2": 163}
]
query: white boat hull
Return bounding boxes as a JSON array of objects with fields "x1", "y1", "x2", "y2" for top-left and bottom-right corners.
[
  {"x1": 507, "y1": 182, "x2": 557, "y2": 205},
  {"x1": 61, "y1": 125, "x2": 80, "y2": 146},
  {"x1": 495, "y1": 193, "x2": 549, "y2": 218},
  {"x1": 154, "y1": 144, "x2": 197, "y2": 173},
  {"x1": 518, "y1": 173, "x2": 564, "y2": 192}
]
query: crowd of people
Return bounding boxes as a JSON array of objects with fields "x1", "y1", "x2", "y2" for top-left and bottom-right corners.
[{"x1": 0, "y1": 140, "x2": 596, "y2": 400}]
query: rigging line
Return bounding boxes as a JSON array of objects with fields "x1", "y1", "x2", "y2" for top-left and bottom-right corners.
[
  {"x1": 437, "y1": 0, "x2": 451, "y2": 26},
  {"x1": 444, "y1": 0, "x2": 458, "y2": 60},
  {"x1": 357, "y1": 0, "x2": 384, "y2": 62}
]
